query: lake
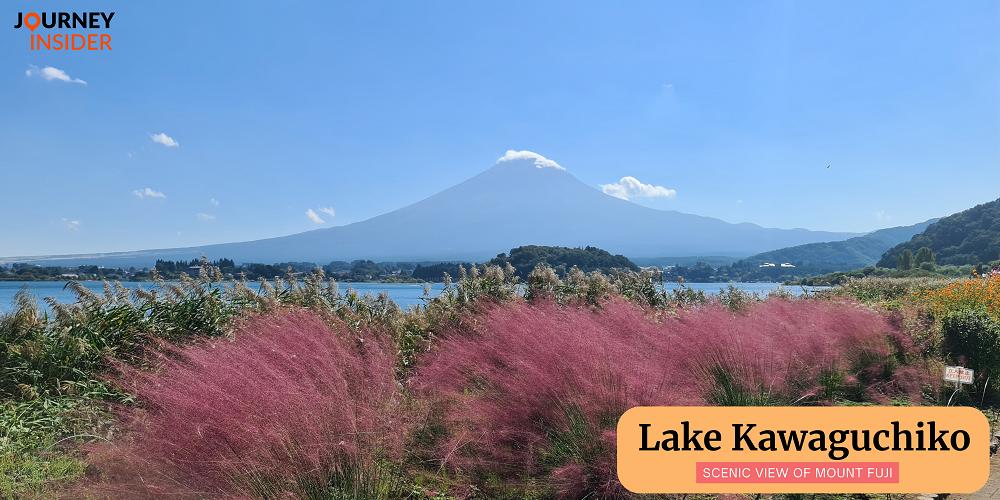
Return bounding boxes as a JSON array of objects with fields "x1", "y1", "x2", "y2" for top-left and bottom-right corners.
[{"x1": 0, "y1": 281, "x2": 821, "y2": 315}]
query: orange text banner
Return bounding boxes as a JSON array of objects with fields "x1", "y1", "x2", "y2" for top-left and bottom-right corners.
[{"x1": 617, "y1": 406, "x2": 989, "y2": 493}]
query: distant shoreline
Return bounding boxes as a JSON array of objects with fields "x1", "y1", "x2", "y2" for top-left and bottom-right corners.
[{"x1": 0, "y1": 277, "x2": 428, "y2": 284}]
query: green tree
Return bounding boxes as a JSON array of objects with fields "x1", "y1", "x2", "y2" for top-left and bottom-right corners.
[
  {"x1": 897, "y1": 249, "x2": 913, "y2": 270},
  {"x1": 350, "y1": 260, "x2": 383, "y2": 279},
  {"x1": 489, "y1": 245, "x2": 638, "y2": 279},
  {"x1": 914, "y1": 246, "x2": 935, "y2": 267}
]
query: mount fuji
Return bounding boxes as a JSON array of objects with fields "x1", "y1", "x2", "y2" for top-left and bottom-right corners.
[{"x1": 2, "y1": 151, "x2": 859, "y2": 267}]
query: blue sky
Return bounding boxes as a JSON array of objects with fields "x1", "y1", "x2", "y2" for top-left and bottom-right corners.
[{"x1": 1, "y1": 1, "x2": 997, "y2": 257}]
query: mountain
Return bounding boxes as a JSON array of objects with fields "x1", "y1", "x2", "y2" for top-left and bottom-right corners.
[
  {"x1": 877, "y1": 198, "x2": 1000, "y2": 268},
  {"x1": 741, "y1": 218, "x2": 938, "y2": 269},
  {"x1": 1, "y1": 153, "x2": 861, "y2": 268}
]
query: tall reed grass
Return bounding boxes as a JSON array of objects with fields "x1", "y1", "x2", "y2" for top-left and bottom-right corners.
[
  {"x1": 99, "y1": 309, "x2": 407, "y2": 499},
  {"x1": 412, "y1": 297, "x2": 932, "y2": 498}
]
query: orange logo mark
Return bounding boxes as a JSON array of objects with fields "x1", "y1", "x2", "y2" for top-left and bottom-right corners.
[{"x1": 23, "y1": 12, "x2": 39, "y2": 31}]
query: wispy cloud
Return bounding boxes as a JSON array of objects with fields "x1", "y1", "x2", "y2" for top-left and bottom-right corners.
[
  {"x1": 150, "y1": 133, "x2": 179, "y2": 147},
  {"x1": 210, "y1": 198, "x2": 219, "y2": 206},
  {"x1": 61, "y1": 218, "x2": 80, "y2": 231},
  {"x1": 133, "y1": 188, "x2": 166, "y2": 199},
  {"x1": 497, "y1": 150, "x2": 564, "y2": 170},
  {"x1": 306, "y1": 209, "x2": 324, "y2": 223},
  {"x1": 26, "y1": 64, "x2": 86, "y2": 84},
  {"x1": 318, "y1": 207, "x2": 335, "y2": 217},
  {"x1": 876, "y1": 211, "x2": 892, "y2": 222},
  {"x1": 600, "y1": 176, "x2": 676, "y2": 200},
  {"x1": 196, "y1": 213, "x2": 215, "y2": 221}
]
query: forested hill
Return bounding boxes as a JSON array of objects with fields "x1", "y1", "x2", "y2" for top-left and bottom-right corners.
[
  {"x1": 489, "y1": 245, "x2": 639, "y2": 279},
  {"x1": 877, "y1": 198, "x2": 1000, "y2": 268},
  {"x1": 743, "y1": 219, "x2": 937, "y2": 268}
]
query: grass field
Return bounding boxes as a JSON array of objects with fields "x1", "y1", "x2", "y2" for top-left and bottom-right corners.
[{"x1": 2, "y1": 260, "x2": 998, "y2": 499}]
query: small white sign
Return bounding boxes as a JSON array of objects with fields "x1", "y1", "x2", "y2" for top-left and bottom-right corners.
[{"x1": 944, "y1": 365, "x2": 974, "y2": 384}]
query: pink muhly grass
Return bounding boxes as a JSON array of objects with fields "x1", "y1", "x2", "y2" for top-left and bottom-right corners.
[
  {"x1": 412, "y1": 296, "x2": 932, "y2": 498},
  {"x1": 108, "y1": 309, "x2": 404, "y2": 498}
]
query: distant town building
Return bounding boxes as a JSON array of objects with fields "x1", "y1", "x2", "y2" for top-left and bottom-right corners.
[
  {"x1": 759, "y1": 263, "x2": 776, "y2": 268},
  {"x1": 780, "y1": 263, "x2": 796, "y2": 268}
]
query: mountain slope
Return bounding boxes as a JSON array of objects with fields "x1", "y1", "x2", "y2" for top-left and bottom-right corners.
[
  {"x1": 743, "y1": 218, "x2": 938, "y2": 268},
  {"x1": 877, "y1": 198, "x2": 1000, "y2": 267},
  {"x1": 1, "y1": 155, "x2": 861, "y2": 267}
]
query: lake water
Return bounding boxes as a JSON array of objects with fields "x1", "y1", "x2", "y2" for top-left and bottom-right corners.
[
  {"x1": 0, "y1": 281, "x2": 820, "y2": 315},
  {"x1": 0, "y1": 281, "x2": 449, "y2": 314}
]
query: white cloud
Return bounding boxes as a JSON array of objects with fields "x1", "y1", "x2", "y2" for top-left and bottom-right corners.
[
  {"x1": 26, "y1": 64, "x2": 86, "y2": 85},
  {"x1": 133, "y1": 188, "x2": 166, "y2": 199},
  {"x1": 318, "y1": 207, "x2": 335, "y2": 217},
  {"x1": 876, "y1": 211, "x2": 892, "y2": 222},
  {"x1": 599, "y1": 176, "x2": 676, "y2": 200},
  {"x1": 150, "y1": 133, "x2": 179, "y2": 147},
  {"x1": 196, "y1": 213, "x2": 215, "y2": 221},
  {"x1": 61, "y1": 218, "x2": 80, "y2": 231},
  {"x1": 306, "y1": 209, "x2": 325, "y2": 223},
  {"x1": 497, "y1": 150, "x2": 564, "y2": 170},
  {"x1": 210, "y1": 198, "x2": 219, "y2": 206}
]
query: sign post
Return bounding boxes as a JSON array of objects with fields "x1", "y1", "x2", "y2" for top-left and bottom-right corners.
[{"x1": 944, "y1": 366, "x2": 974, "y2": 406}]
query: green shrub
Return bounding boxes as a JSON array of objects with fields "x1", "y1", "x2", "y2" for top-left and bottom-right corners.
[
  {"x1": 717, "y1": 284, "x2": 762, "y2": 312},
  {"x1": 839, "y1": 276, "x2": 911, "y2": 302},
  {"x1": 942, "y1": 309, "x2": 1000, "y2": 377},
  {"x1": 818, "y1": 369, "x2": 848, "y2": 401},
  {"x1": 706, "y1": 365, "x2": 782, "y2": 406}
]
